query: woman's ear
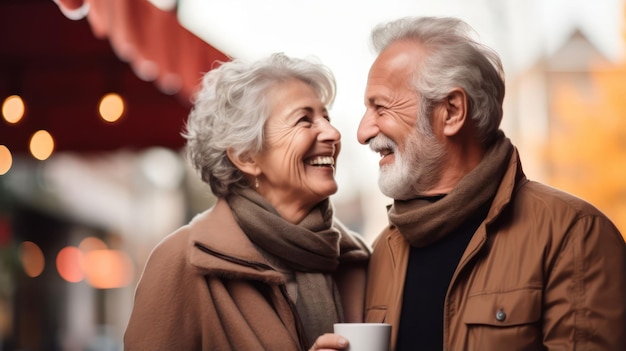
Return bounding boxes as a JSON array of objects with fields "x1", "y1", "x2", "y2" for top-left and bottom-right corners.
[
  {"x1": 226, "y1": 149, "x2": 259, "y2": 176},
  {"x1": 442, "y1": 88, "x2": 468, "y2": 137}
]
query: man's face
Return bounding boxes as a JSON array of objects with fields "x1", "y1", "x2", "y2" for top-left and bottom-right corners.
[{"x1": 358, "y1": 40, "x2": 445, "y2": 199}]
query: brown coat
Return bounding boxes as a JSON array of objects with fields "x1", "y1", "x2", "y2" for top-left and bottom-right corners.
[
  {"x1": 365, "y1": 150, "x2": 626, "y2": 350},
  {"x1": 124, "y1": 199, "x2": 369, "y2": 350}
]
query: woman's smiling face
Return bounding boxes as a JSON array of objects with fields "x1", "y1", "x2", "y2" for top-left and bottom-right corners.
[{"x1": 252, "y1": 79, "x2": 341, "y2": 222}]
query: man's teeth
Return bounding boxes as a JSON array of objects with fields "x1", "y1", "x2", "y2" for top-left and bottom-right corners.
[
  {"x1": 307, "y1": 156, "x2": 334, "y2": 166},
  {"x1": 379, "y1": 149, "x2": 393, "y2": 157}
]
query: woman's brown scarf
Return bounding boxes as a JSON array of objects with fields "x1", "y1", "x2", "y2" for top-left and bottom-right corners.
[
  {"x1": 226, "y1": 188, "x2": 368, "y2": 348},
  {"x1": 389, "y1": 132, "x2": 513, "y2": 247}
]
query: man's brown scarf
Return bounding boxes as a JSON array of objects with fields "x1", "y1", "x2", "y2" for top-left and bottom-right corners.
[{"x1": 389, "y1": 132, "x2": 513, "y2": 247}]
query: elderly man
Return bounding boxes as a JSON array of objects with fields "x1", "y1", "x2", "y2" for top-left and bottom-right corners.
[{"x1": 312, "y1": 16, "x2": 626, "y2": 351}]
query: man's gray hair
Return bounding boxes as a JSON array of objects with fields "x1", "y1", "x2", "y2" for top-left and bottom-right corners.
[{"x1": 371, "y1": 16, "x2": 505, "y2": 146}]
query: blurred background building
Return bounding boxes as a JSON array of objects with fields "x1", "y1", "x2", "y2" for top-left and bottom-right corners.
[{"x1": 0, "y1": 0, "x2": 624, "y2": 350}]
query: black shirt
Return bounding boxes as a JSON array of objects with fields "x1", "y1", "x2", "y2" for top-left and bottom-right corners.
[{"x1": 396, "y1": 196, "x2": 488, "y2": 351}]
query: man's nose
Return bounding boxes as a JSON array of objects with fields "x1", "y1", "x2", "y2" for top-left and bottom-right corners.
[{"x1": 357, "y1": 109, "x2": 378, "y2": 145}]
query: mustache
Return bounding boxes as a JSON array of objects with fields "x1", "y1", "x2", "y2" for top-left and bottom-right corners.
[{"x1": 369, "y1": 134, "x2": 397, "y2": 153}]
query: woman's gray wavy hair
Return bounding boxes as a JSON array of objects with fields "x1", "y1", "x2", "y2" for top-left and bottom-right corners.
[
  {"x1": 182, "y1": 53, "x2": 336, "y2": 197},
  {"x1": 371, "y1": 16, "x2": 505, "y2": 147}
]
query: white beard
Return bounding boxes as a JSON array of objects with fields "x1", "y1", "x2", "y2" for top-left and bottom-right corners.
[
  {"x1": 378, "y1": 143, "x2": 418, "y2": 199},
  {"x1": 373, "y1": 118, "x2": 445, "y2": 200}
]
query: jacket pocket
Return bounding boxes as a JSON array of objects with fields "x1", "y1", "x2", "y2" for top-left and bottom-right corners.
[
  {"x1": 465, "y1": 288, "x2": 541, "y2": 326},
  {"x1": 462, "y1": 288, "x2": 542, "y2": 351}
]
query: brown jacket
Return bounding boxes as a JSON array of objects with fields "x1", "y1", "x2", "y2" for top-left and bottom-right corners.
[
  {"x1": 124, "y1": 199, "x2": 369, "y2": 350},
  {"x1": 365, "y1": 150, "x2": 626, "y2": 350}
]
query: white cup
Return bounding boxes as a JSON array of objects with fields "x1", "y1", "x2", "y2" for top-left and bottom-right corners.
[{"x1": 333, "y1": 323, "x2": 391, "y2": 351}]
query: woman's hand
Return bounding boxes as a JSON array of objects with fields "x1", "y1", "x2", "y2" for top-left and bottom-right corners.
[{"x1": 309, "y1": 333, "x2": 349, "y2": 351}]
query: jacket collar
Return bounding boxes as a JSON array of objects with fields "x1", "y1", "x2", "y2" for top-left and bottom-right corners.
[
  {"x1": 484, "y1": 146, "x2": 529, "y2": 227},
  {"x1": 186, "y1": 198, "x2": 286, "y2": 285}
]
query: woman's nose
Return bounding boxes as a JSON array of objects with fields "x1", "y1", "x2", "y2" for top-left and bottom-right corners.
[
  {"x1": 357, "y1": 109, "x2": 378, "y2": 145},
  {"x1": 318, "y1": 118, "x2": 341, "y2": 143}
]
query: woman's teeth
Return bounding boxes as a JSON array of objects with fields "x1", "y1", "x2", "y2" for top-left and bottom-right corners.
[{"x1": 307, "y1": 156, "x2": 334, "y2": 167}]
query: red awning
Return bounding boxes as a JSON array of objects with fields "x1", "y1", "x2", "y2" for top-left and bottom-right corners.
[
  {"x1": 54, "y1": 0, "x2": 230, "y2": 102},
  {"x1": 0, "y1": 0, "x2": 230, "y2": 153}
]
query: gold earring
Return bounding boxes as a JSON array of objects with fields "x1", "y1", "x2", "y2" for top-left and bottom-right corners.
[{"x1": 255, "y1": 177, "x2": 259, "y2": 188}]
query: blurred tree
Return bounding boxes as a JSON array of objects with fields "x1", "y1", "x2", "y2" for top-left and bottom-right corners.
[{"x1": 548, "y1": 56, "x2": 626, "y2": 240}]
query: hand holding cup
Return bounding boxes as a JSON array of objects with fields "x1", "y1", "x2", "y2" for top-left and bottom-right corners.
[{"x1": 332, "y1": 323, "x2": 391, "y2": 351}]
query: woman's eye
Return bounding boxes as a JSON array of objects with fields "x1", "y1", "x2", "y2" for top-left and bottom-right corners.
[{"x1": 296, "y1": 116, "x2": 312, "y2": 125}]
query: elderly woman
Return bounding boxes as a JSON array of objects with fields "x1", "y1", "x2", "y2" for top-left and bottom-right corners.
[{"x1": 123, "y1": 53, "x2": 370, "y2": 350}]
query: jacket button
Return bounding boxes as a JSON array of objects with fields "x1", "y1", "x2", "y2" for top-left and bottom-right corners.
[{"x1": 496, "y1": 309, "x2": 506, "y2": 322}]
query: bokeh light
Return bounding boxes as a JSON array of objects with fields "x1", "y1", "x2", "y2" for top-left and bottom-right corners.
[
  {"x1": 82, "y1": 249, "x2": 134, "y2": 289},
  {"x1": 0, "y1": 145, "x2": 12, "y2": 175},
  {"x1": 19, "y1": 241, "x2": 45, "y2": 278},
  {"x1": 29, "y1": 130, "x2": 55, "y2": 160},
  {"x1": 2, "y1": 95, "x2": 25, "y2": 124},
  {"x1": 56, "y1": 246, "x2": 84, "y2": 283},
  {"x1": 79, "y1": 236, "x2": 108, "y2": 252},
  {"x1": 98, "y1": 93, "x2": 125, "y2": 123}
]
